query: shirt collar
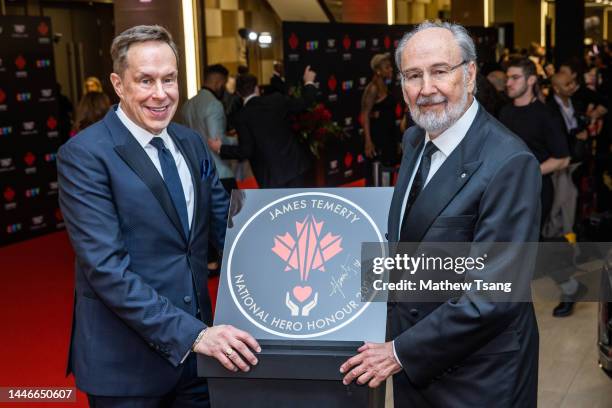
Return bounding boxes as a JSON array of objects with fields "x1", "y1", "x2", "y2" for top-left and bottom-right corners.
[
  {"x1": 426, "y1": 97, "x2": 479, "y2": 157},
  {"x1": 116, "y1": 104, "x2": 170, "y2": 149},
  {"x1": 243, "y1": 93, "x2": 258, "y2": 106},
  {"x1": 553, "y1": 93, "x2": 573, "y2": 111}
]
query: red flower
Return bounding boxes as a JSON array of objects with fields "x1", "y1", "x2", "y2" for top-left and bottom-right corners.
[
  {"x1": 289, "y1": 96, "x2": 344, "y2": 158},
  {"x1": 315, "y1": 127, "x2": 327, "y2": 139}
]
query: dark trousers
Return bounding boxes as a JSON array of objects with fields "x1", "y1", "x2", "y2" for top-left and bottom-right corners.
[{"x1": 87, "y1": 354, "x2": 209, "y2": 408}]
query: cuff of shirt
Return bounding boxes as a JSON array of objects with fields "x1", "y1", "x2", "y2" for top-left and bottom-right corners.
[
  {"x1": 304, "y1": 81, "x2": 316, "y2": 86},
  {"x1": 392, "y1": 340, "x2": 403, "y2": 368},
  {"x1": 180, "y1": 348, "x2": 191, "y2": 364}
]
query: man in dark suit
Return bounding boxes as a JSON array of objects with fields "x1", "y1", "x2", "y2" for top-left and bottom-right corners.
[
  {"x1": 269, "y1": 61, "x2": 288, "y2": 95},
  {"x1": 208, "y1": 67, "x2": 316, "y2": 188},
  {"x1": 58, "y1": 25, "x2": 260, "y2": 407},
  {"x1": 548, "y1": 71, "x2": 588, "y2": 162},
  {"x1": 340, "y1": 21, "x2": 541, "y2": 407}
]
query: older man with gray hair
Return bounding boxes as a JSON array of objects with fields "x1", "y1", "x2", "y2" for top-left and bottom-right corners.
[
  {"x1": 340, "y1": 21, "x2": 540, "y2": 407},
  {"x1": 58, "y1": 25, "x2": 260, "y2": 407}
]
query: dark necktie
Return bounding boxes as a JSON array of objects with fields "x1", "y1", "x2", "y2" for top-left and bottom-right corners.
[
  {"x1": 400, "y1": 141, "x2": 439, "y2": 238},
  {"x1": 149, "y1": 137, "x2": 190, "y2": 237}
]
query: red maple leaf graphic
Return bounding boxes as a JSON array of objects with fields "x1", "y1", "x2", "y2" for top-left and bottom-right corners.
[
  {"x1": 15, "y1": 55, "x2": 26, "y2": 70},
  {"x1": 3, "y1": 187, "x2": 15, "y2": 202},
  {"x1": 344, "y1": 152, "x2": 353, "y2": 168},
  {"x1": 288, "y1": 33, "x2": 299, "y2": 50},
  {"x1": 342, "y1": 35, "x2": 351, "y2": 50},
  {"x1": 24, "y1": 152, "x2": 36, "y2": 166},
  {"x1": 384, "y1": 35, "x2": 391, "y2": 49},
  {"x1": 327, "y1": 75, "x2": 337, "y2": 91},
  {"x1": 37, "y1": 22, "x2": 49, "y2": 36},
  {"x1": 47, "y1": 116, "x2": 57, "y2": 130},
  {"x1": 0, "y1": 89, "x2": 5, "y2": 104}
]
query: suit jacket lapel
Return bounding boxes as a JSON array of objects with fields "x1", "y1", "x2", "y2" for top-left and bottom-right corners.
[
  {"x1": 388, "y1": 128, "x2": 425, "y2": 242},
  {"x1": 168, "y1": 125, "x2": 201, "y2": 244},
  {"x1": 400, "y1": 106, "x2": 486, "y2": 243},
  {"x1": 105, "y1": 108, "x2": 187, "y2": 242}
]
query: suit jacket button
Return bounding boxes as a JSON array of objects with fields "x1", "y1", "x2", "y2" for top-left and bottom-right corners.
[
  {"x1": 409, "y1": 308, "x2": 419, "y2": 317},
  {"x1": 184, "y1": 296, "x2": 192, "y2": 304}
]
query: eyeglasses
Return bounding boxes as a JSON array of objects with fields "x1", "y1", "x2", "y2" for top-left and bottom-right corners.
[{"x1": 400, "y1": 60, "x2": 468, "y2": 86}]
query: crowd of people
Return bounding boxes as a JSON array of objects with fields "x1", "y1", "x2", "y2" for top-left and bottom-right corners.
[
  {"x1": 67, "y1": 34, "x2": 611, "y2": 318},
  {"x1": 54, "y1": 21, "x2": 611, "y2": 406},
  {"x1": 351, "y1": 41, "x2": 611, "y2": 317},
  {"x1": 480, "y1": 45, "x2": 611, "y2": 317}
]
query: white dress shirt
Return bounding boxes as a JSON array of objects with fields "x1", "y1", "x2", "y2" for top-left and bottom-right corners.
[
  {"x1": 553, "y1": 94, "x2": 577, "y2": 132},
  {"x1": 397, "y1": 98, "x2": 479, "y2": 234},
  {"x1": 116, "y1": 105, "x2": 195, "y2": 228},
  {"x1": 392, "y1": 98, "x2": 479, "y2": 367}
]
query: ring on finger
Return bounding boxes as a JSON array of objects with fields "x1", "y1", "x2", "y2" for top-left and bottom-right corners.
[{"x1": 224, "y1": 347, "x2": 234, "y2": 358}]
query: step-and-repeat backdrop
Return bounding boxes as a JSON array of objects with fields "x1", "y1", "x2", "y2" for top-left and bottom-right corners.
[
  {"x1": 0, "y1": 16, "x2": 64, "y2": 246},
  {"x1": 283, "y1": 22, "x2": 497, "y2": 187},
  {"x1": 0, "y1": 18, "x2": 497, "y2": 245}
]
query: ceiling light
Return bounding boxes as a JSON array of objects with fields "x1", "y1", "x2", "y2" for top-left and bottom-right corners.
[{"x1": 258, "y1": 32, "x2": 272, "y2": 47}]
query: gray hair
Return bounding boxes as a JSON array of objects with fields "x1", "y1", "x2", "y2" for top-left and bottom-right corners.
[
  {"x1": 395, "y1": 21, "x2": 477, "y2": 92},
  {"x1": 110, "y1": 25, "x2": 179, "y2": 75}
]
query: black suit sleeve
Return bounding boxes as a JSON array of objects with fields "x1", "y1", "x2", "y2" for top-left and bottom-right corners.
[
  {"x1": 219, "y1": 114, "x2": 255, "y2": 160},
  {"x1": 219, "y1": 84, "x2": 316, "y2": 160},
  {"x1": 284, "y1": 83, "x2": 317, "y2": 114},
  {"x1": 394, "y1": 150, "x2": 541, "y2": 386},
  {"x1": 543, "y1": 106, "x2": 570, "y2": 159}
]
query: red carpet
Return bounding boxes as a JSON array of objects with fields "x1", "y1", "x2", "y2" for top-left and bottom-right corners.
[
  {"x1": 0, "y1": 231, "x2": 220, "y2": 407},
  {"x1": 0, "y1": 180, "x2": 363, "y2": 407}
]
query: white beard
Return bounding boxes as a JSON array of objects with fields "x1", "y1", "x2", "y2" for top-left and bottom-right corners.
[{"x1": 409, "y1": 84, "x2": 469, "y2": 134}]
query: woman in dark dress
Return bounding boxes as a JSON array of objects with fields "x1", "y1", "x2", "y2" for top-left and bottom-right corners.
[{"x1": 361, "y1": 53, "x2": 399, "y2": 184}]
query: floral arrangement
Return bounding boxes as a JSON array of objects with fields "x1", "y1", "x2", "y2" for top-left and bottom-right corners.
[{"x1": 291, "y1": 103, "x2": 345, "y2": 158}]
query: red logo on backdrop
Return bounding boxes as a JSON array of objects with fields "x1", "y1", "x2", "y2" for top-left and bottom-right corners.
[
  {"x1": 0, "y1": 89, "x2": 5, "y2": 104},
  {"x1": 384, "y1": 36, "x2": 391, "y2": 49},
  {"x1": 37, "y1": 21, "x2": 49, "y2": 36},
  {"x1": 395, "y1": 103, "x2": 403, "y2": 119},
  {"x1": 288, "y1": 33, "x2": 299, "y2": 50},
  {"x1": 15, "y1": 55, "x2": 26, "y2": 70},
  {"x1": 55, "y1": 208, "x2": 63, "y2": 221},
  {"x1": 327, "y1": 75, "x2": 337, "y2": 92},
  {"x1": 342, "y1": 35, "x2": 351, "y2": 50},
  {"x1": 344, "y1": 152, "x2": 353, "y2": 168},
  {"x1": 3, "y1": 187, "x2": 15, "y2": 202},
  {"x1": 24, "y1": 152, "x2": 36, "y2": 166},
  {"x1": 47, "y1": 116, "x2": 57, "y2": 130}
]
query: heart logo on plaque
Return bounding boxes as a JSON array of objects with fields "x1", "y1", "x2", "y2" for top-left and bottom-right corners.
[{"x1": 292, "y1": 286, "x2": 312, "y2": 303}]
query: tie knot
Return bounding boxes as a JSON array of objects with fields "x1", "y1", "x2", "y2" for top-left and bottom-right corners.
[
  {"x1": 149, "y1": 137, "x2": 166, "y2": 151},
  {"x1": 424, "y1": 142, "x2": 438, "y2": 158}
]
